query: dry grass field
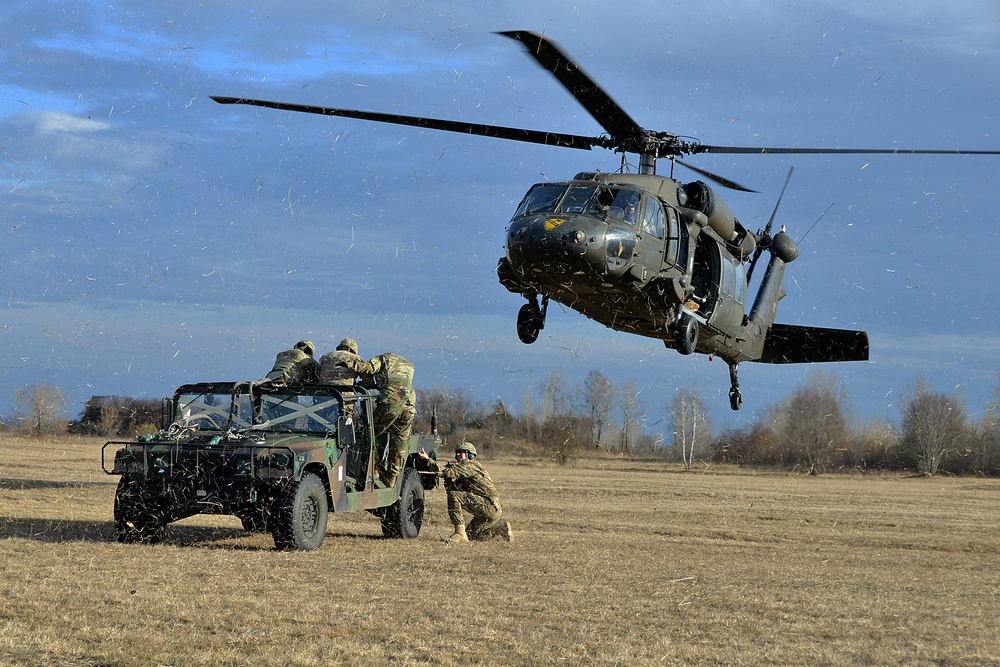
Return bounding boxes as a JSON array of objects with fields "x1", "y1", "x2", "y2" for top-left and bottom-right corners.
[{"x1": 2, "y1": 435, "x2": 999, "y2": 666}]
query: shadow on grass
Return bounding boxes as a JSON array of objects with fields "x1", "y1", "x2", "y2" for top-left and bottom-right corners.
[
  {"x1": 0, "y1": 515, "x2": 394, "y2": 549},
  {"x1": 0, "y1": 516, "x2": 118, "y2": 542},
  {"x1": 0, "y1": 477, "x2": 115, "y2": 491}
]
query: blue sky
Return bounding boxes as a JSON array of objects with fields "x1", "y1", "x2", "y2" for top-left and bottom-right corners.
[{"x1": 2, "y1": 0, "x2": 999, "y2": 431}]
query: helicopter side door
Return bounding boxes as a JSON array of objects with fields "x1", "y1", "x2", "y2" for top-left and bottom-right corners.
[{"x1": 691, "y1": 239, "x2": 747, "y2": 334}]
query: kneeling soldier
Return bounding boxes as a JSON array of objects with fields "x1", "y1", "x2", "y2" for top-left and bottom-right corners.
[{"x1": 419, "y1": 442, "x2": 513, "y2": 544}]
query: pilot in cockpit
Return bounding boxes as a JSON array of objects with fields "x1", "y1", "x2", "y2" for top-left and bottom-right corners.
[{"x1": 609, "y1": 190, "x2": 640, "y2": 225}]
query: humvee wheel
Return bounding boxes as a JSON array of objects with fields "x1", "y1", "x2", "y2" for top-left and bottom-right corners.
[
  {"x1": 114, "y1": 478, "x2": 166, "y2": 544},
  {"x1": 271, "y1": 473, "x2": 328, "y2": 551},
  {"x1": 381, "y1": 468, "x2": 424, "y2": 539}
]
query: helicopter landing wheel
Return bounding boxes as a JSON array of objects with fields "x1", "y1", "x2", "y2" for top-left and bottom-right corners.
[
  {"x1": 674, "y1": 315, "x2": 698, "y2": 356},
  {"x1": 729, "y1": 388, "x2": 743, "y2": 411},
  {"x1": 516, "y1": 299, "x2": 545, "y2": 344},
  {"x1": 728, "y1": 363, "x2": 742, "y2": 411}
]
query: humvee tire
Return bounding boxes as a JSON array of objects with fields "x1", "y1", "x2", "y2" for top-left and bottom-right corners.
[
  {"x1": 381, "y1": 468, "x2": 424, "y2": 539},
  {"x1": 271, "y1": 473, "x2": 328, "y2": 551},
  {"x1": 114, "y1": 478, "x2": 166, "y2": 544}
]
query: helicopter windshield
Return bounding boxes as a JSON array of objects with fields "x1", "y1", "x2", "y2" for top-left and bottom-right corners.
[
  {"x1": 512, "y1": 183, "x2": 643, "y2": 225},
  {"x1": 513, "y1": 184, "x2": 566, "y2": 217},
  {"x1": 513, "y1": 184, "x2": 605, "y2": 217}
]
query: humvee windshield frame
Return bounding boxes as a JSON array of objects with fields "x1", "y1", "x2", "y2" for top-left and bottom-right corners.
[{"x1": 171, "y1": 382, "x2": 366, "y2": 435}]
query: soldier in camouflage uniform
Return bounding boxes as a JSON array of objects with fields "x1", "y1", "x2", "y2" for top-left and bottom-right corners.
[
  {"x1": 334, "y1": 351, "x2": 416, "y2": 487},
  {"x1": 418, "y1": 442, "x2": 513, "y2": 543},
  {"x1": 318, "y1": 338, "x2": 362, "y2": 388},
  {"x1": 265, "y1": 340, "x2": 319, "y2": 385}
]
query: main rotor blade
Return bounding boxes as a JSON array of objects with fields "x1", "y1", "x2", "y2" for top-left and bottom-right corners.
[
  {"x1": 210, "y1": 96, "x2": 610, "y2": 151},
  {"x1": 674, "y1": 159, "x2": 757, "y2": 193},
  {"x1": 498, "y1": 31, "x2": 645, "y2": 142},
  {"x1": 693, "y1": 144, "x2": 1000, "y2": 156}
]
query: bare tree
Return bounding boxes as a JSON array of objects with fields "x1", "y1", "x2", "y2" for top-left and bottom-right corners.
[
  {"x1": 13, "y1": 383, "x2": 67, "y2": 435},
  {"x1": 772, "y1": 370, "x2": 848, "y2": 473},
  {"x1": 97, "y1": 402, "x2": 125, "y2": 437},
  {"x1": 899, "y1": 379, "x2": 967, "y2": 475},
  {"x1": 578, "y1": 370, "x2": 618, "y2": 449},
  {"x1": 618, "y1": 381, "x2": 645, "y2": 456},
  {"x1": 538, "y1": 369, "x2": 569, "y2": 420},
  {"x1": 667, "y1": 388, "x2": 712, "y2": 469},
  {"x1": 415, "y1": 384, "x2": 479, "y2": 438}
]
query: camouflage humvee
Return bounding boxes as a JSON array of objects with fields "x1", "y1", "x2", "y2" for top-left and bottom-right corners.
[{"x1": 101, "y1": 381, "x2": 439, "y2": 551}]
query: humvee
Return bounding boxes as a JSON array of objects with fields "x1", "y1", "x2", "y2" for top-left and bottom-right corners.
[{"x1": 101, "y1": 381, "x2": 439, "y2": 550}]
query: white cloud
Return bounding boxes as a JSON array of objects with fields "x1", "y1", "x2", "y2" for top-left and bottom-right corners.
[{"x1": 33, "y1": 111, "x2": 108, "y2": 135}]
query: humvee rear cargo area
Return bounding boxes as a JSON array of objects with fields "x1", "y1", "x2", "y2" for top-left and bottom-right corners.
[{"x1": 102, "y1": 381, "x2": 439, "y2": 550}]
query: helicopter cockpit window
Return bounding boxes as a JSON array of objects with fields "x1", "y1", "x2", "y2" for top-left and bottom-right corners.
[
  {"x1": 641, "y1": 198, "x2": 664, "y2": 238},
  {"x1": 513, "y1": 184, "x2": 566, "y2": 218},
  {"x1": 558, "y1": 185, "x2": 599, "y2": 214}
]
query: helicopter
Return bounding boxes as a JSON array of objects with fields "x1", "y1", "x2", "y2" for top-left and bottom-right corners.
[{"x1": 211, "y1": 30, "x2": 1000, "y2": 410}]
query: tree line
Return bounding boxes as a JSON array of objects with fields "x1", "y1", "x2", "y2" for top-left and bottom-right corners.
[
  {"x1": 414, "y1": 369, "x2": 1000, "y2": 476},
  {"x1": 5, "y1": 370, "x2": 1000, "y2": 477}
]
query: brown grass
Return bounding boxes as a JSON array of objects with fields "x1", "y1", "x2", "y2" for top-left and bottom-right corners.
[{"x1": 2, "y1": 435, "x2": 999, "y2": 666}]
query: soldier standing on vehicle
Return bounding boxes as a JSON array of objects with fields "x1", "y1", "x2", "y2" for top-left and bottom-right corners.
[
  {"x1": 418, "y1": 442, "x2": 513, "y2": 544},
  {"x1": 265, "y1": 340, "x2": 320, "y2": 385},
  {"x1": 318, "y1": 338, "x2": 362, "y2": 389},
  {"x1": 333, "y1": 351, "x2": 416, "y2": 488}
]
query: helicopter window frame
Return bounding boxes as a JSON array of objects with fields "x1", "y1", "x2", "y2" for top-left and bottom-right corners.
[
  {"x1": 664, "y1": 206, "x2": 684, "y2": 266},
  {"x1": 735, "y1": 260, "x2": 747, "y2": 305},
  {"x1": 640, "y1": 197, "x2": 665, "y2": 239},
  {"x1": 719, "y1": 255, "x2": 747, "y2": 306}
]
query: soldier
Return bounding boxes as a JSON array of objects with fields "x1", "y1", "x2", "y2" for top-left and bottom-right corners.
[
  {"x1": 318, "y1": 338, "x2": 362, "y2": 389},
  {"x1": 418, "y1": 442, "x2": 513, "y2": 543},
  {"x1": 264, "y1": 340, "x2": 319, "y2": 385},
  {"x1": 336, "y1": 351, "x2": 416, "y2": 487}
]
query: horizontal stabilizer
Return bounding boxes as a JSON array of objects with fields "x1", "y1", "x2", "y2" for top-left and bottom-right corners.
[{"x1": 759, "y1": 323, "x2": 869, "y2": 364}]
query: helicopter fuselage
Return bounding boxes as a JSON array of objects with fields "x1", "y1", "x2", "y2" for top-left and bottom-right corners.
[{"x1": 498, "y1": 171, "x2": 766, "y2": 362}]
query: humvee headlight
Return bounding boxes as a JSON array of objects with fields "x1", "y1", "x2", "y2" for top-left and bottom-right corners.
[
  {"x1": 113, "y1": 447, "x2": 144, "y2": 474},
  {"x1": 233, "y1": 457, "x2": 253, "y2": 477},
  {"x1": 151, "y1": 454, "x2": 171, "y2": 475},
  {"x1": 254, "y1": 450, "x2": 293, "y2": 478}
]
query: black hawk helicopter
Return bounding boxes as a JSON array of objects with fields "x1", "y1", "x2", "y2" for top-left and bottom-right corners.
[{"x1": 212, "y1": 30, "x2": 1000, "y2": 410}]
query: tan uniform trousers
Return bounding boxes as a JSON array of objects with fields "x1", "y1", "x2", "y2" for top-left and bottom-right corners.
[{"x1": 447, "y1": 491, "x2": 502, "y2": 540}]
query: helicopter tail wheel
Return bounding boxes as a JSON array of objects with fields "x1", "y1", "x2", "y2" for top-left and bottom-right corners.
[
  {"x1": 516, "y1": 300, "x2": 545, "y2": 344},
  {"x1": 674, "y1": 315, "x2": 698, "y2": 356}
]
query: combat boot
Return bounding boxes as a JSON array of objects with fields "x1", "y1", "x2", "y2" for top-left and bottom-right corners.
[
  {"x1": 448, "y1": 524, "x2": 468, "y2": 544},
  {"x1": 495, "y1": 520, "x2": 514, "y2": 543},
  {"x1": 376, "y1": 469, "x2": 396, "y2": 488}
]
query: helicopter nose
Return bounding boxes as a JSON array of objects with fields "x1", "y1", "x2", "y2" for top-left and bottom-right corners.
[{"x1": 506, "y1": 215, "x2": 604, "y2": 272}]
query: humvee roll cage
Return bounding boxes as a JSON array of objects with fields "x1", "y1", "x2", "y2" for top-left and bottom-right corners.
[{"x1": 166, "y1": 381, "x2": 373, "y2": 436}]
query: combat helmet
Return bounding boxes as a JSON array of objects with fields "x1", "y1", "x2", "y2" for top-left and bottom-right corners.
[
  {"x1": 294, "y1": 339, "x2": 316, "y2": 356},
  {"x1": 337, "y1": 337, "x2": 359, "y2": 355},
  {"x1": 455, "y1": 441, "x2": 477, "y2": 458}
]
